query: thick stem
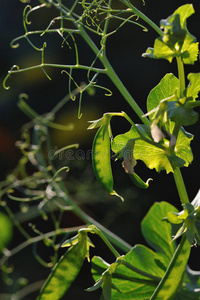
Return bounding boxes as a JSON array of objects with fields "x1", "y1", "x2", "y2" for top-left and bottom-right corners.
[
  {"x1": 172, "y1": 57, "x2": 190, "y2": 205},
  {"x1": 103, "y1": 59, "x2": 151, "y2": 126},
  {"x1": 176, "y1": 57, "x2": 185, "y2": 98},
  {"x1": 173, "y1": 168, "x2": 190, "y2": 205}
]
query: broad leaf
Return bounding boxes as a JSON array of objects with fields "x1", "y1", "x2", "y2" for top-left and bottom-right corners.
[
  {"x1": 141, "y1": 202, "x2": 178, "y2": 266},
  {"x1": 186, "y1": 73, "x2": 200, "y2": 100},
  {"x1": 112, "y1": 125, "x2": 193, "y2": 173},
  {"x1": 167, "y1": 101, "x2": 198, "y2": 126},
  {"x1": 147, "y1": 73, "x2": 179, "y2": 119},
  {"x1": 92, "y1": 246, "x2": 163, "y2": 299},
  {"x1": 91, "y1": 202, "x2": 178, "y2": 299},
  {"x1": 143, "y1": 4, "x2": 199, "y2": 64}
]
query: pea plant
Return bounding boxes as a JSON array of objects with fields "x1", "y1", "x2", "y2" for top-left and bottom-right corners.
[{"x1": 1, "y1": 0, "x2": 200, "y2": 299}]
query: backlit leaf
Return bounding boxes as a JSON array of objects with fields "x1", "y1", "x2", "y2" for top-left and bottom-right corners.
[
  {"x1": 147, "y1": 73, "x2": 179, "y2": 119},
  {"x1": 141, "y1": 202, "x2": 178, "y2": 265},
  {"x1": 186, "y1": 73, "x2": 200, "y2": 100},
  {"x1": 143, "y1": 4, "x2": 199, "y2": 64},
  {"x1": 112, "y1": 124, "x2": 193, "y2": 173},
  {"x1": 91, "y1": 202, "x2": 178, "y2": 299}
]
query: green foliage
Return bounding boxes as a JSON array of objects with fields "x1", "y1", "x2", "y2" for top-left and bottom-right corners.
[
  {"x1": 166, "y1": 190, "x2": 200, "y2": 245},
  {"x1": 143, "y1": 4, "x2": 199, "y2": 64},
  {"x1": 111, "y1": 124, "x2": 193, "y2": 174},
  {"x1": 89, "y1": 202, "x2": 193, "y2": 299}
]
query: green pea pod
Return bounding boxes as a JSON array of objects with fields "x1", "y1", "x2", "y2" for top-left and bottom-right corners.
[
  {"x1": 150, "y1": 236, "x2": 191, "y2": 300},
  {"x1": 92, "y1": 125, "x2": 123, "y2": 201},
  {"x1": 129, "y1": 172, "x2": 152, "y2": 189},
  {"x1": 37, "y1": 232, "x2": 88, "y2": 300}
]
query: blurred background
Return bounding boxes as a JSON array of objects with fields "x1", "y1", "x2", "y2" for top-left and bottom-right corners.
[{"x1": 1, "y1": 0, "x2": 200, "y2": 299}]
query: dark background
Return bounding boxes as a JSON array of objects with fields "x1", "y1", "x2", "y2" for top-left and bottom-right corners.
[{"x1": 1, "y1": 0, "x2": 200, "y2": 299}]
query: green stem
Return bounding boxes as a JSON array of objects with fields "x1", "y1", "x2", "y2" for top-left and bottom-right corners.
[
  {"x1": 172, "y1": 57, "x2": 190, "y2": 205},
  {"x1": 176, "y1": 56, "x2": 185, "y2": 98},
  {"x1": 50, "y1": 1, "x2": 150, "y2": 125},
  {"x1": 0, "y1": 226, "x2": 83, "y2": 267},
  {"x1": 88, "y1": 226, "x2": 121, "y2": 258},
  {"x1": 119, "y1": 0, "x2": 163, "y2": 36},
  {"x1": 54, "y1": 181, "x2": 132, "y2": 253},
  {"x1": 173, "y1": 168, "x2": 190, "y2": 204},
  {"x1": 77, "y1": 24, "x2": 150, "y2": 125}
]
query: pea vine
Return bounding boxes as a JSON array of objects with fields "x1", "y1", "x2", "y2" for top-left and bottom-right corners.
[{"x1": 1, "y1": 1, "x2": 200, "y2": 299}]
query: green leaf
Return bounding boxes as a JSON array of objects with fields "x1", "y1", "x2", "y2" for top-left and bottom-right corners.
[
  {"x1": 142, "y1": 202, "x2": 178, "y2": 266},
  {"x1": 186, "y1": 73, "x2": 200, "y2": 100},
  {"x1": 147, "y1": 73, "x2": 179, "y2": 119},
  {"x1": 174, "y1": 126, "x2": 193, "y2": 168},
  {"x1": 91, "y1": 202, "x2": 178, "y2": 299},
  {"x1": 0, "y1": 212, "x2": 13, "y2": 252},
  {"x1": 153, "y1": 37, "x2": 176, "y2": 63},
  {"x1": 143, "y1": 4, "x2": 199, "y2": 64},
  {"x1": 37, "y1": 231, "x2": 88, "y2": 300},
  {"x1": 174, "y1": 4, "x2": 199, "y2": 65},
  {"x1": 150, "y1": 237, "x2": 191, "y2": 300},
  {"x1": 167, "y1": 211, "x2": 187, "y2": 224},
  {"x1": 167, "y1": 101, "x2": 199, "y2": 126},
  {"x1": 112, "y1": 124, "x2": 193, "y2": 173},
  {"x1": 92, "y1": 124, "x2": 123, "y2": 200},
  {"x1": 181, "y1": 35, "x2": 199, "y2": 65},
  {"x1": 91, "y1": 246, "x2": 163, "y2": 299},
  {"x1": 160, "y1": 14, "x2": 186, "y2": 47}
]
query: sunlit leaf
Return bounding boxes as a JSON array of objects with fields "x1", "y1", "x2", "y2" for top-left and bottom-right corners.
[
  {"x1": 186, "y1": 73, "x2": 200, "y2": 100},
  {"x1": 143, "y1": 4, "x2": 199, "y2": 64},
  {"x1": 142, "y1": 202, "x2": 178, "y2": 266},
  {"x1": 91, "y1": 202, "x2": 178, "y2": 299},
  {"x1": 112, "y1": 124, "x2": 193, "y2": 173},
  {"x1": 147, "y1": 73, "x2": 179, "y2": 119}
]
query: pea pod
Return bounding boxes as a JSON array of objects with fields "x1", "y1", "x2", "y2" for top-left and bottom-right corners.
[
  {"x1": 37, "y1": 232, "x2": 88, "y2": 300},
  {"x1": 129, "y1": 172, "x2": 152, "y2": 189},
  {"x1": 150, "y1": 236, "x2": 191, "y2": 300},
  {"x1": 92, "y1": 125, "x2": 123, "y2": 201}
]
